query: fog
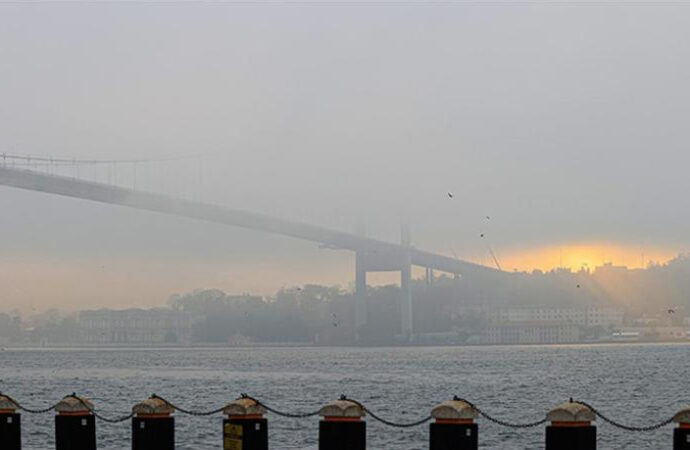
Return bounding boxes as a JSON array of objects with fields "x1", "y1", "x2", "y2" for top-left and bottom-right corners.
[{"x1": 1, "y1": 1, "x2": 690, "y2": 311}]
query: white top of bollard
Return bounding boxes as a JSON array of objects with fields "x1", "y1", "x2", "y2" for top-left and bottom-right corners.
[
  {"x1": 319, "y1": 399, "x2": 365, "y2": 418},
  {"x1": 55, "y1": 396, "x2": 93, "y2": 414},
  {"x1": 673, "y1": 407, "x2": 690, "y2": 424},
  {"x1": 431, "y1": 400, "x2": 478, "y2": 420},
  {"x1": 132, "y1": 397, "x2": 175, "y2": 416},
  {"x1": 223, "y1": 397, "x2": 266, "y2": 416},
  {"x1": 547, "y1": 402, "x2": 595, "y2": 423}
]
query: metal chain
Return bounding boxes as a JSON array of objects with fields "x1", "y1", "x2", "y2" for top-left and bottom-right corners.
[
  {"x1": 573, "y1": 400, "x2": 674, "y2": 432},
  {"x1": 70, "y1": 395, "x2": 134, "y2": 424},
  {"x1": 90, "y1": 410, "x2": 135, "y2": 424},
  {"x1": 12, "y1": 400, "x2": 57, "y2": 414},
  {"x1": 341, "y1": 396, "x2": 432, "y2": 428},
  {"x1": 244, "y1": 394, "x2": 430, "y2": 426},
  {"x1": 0, "y1": 392, "x2": 678, "y2": 431},
  {"x1": 241, "y1": 394, "x2": 321, "y2": 419},
  {"x1": 454, "y1": 397, "x2": 547, "y2": 428},
  {"x1": 16, "y1": 404, "x2": 57, "y2": 414},
  {"x1": 0, "y1": 391, "x2": 57, "y2": 414},
  {"x1": 364, "y1": 408, "x2": 432, "y2": 428},
  {"x1": 152, "y1": 395, "x2": 225, "y2": 417}
]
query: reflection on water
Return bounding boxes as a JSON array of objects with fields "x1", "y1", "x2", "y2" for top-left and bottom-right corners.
[{"x1": 0, "y1": 344, "x2": 686, "y2": 449}]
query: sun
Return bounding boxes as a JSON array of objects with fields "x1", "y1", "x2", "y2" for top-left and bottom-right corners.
[{"x1": 489, "y1": 243, "x2": 677, "y2": 272}]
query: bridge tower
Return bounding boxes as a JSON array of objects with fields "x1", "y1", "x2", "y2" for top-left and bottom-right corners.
[
  {"x1": 354, "y1": 250, "x2": 415, "y2": 341},
  {"x1": 353, "y1": 223, "x2": 415, "y2": 341},
  {"x1": 399, "y1": 222, "x2": 413, "y2": 340},
  {"x1": 355, "y1": 251, "x2": 368, "y2": 335},
  {"x1": 400, "y1": 251, "x2": 413, "y2": 339}
]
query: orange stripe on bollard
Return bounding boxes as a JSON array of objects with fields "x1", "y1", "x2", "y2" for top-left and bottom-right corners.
[
  {"x1": 136, "y1": 413, "x2": 171, "y2": 419},
  {"x1": 324, "y1": 416, "x2": 361, "y2": 422},
  {"x1": 228, "y1": 414, "x2": 263, "y2": 420},
  {"x1": 57, "y1": 411, "x2": 91, "y2": 416},
  {"x1": 435, "y1": 418, "x2": 474, "y2": 425},
  {"x1": 551, "y1": 421, "x2": 592, "y2": 427}
]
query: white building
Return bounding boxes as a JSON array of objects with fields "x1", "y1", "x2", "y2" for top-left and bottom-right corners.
[
  {"x1": 493, "y1": 306, "x2": 624, "y2": 328},
  {"x1": 585, "y1": 307, "x2": 624, "y2": 327},
  {"x1": 486, "y1": 321, "x2": 580, "y2": 344},
  {"x1": 79, "y1": 308, "x2": 192, "y2": 345}
]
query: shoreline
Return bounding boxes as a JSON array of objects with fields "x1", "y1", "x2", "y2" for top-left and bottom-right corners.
[{"x1": 2, "y1": 339, "x2": 690, "y2": 351}]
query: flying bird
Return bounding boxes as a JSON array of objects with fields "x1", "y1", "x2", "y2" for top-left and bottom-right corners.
[
  {"x1": 447, "y1": 192, "x2": 454, "y2": 198},
  {"x1": 480, "y1": 233, "x2": 485, "y2": 238},
  {"x1": 668, "y1": 309, "x2": 676, "y2": 314},
  {"x1": 576, "y1": 284, "x2": 581, "y2": 288}
]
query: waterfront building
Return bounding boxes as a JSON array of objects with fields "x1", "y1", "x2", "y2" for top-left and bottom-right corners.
[
  {"x1": 485, "y1": 321, "x2": 580, "y2": 344},
  {"x1": 491, "y1": 306, "x2": 623, "y2": 328},
  {"x1": 78, "y1": 308, "x2": 192, "y2": 345},
  {"x1": 585, "y1": 307, "x2": 625, "y2": 327}
]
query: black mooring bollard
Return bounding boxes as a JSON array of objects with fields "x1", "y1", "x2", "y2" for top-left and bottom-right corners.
[
  {"x1": 429, "y1": 398, "x2": 478, "y2": 450},
  {"x1": 55, "y1": 395, "x2": 96, "y2": 450},
  {"x1": 0, "y1": 394, "x2": 21, "y2": 450},
  {"x1": 318, "y1": 397, "x2": 365, "y2": 450},
  {"x1": 545, "y1": 401, "x2": 596, "y2": 450},
  {"x1": 132, "y1": 396, "x2": 174, "y2": 450},
  {"x1": 673, "y1": 406, "x2": 690, "y2": 450},
  {"x1": 222, "y1": 396, "x2": 268, "y2": 450}
]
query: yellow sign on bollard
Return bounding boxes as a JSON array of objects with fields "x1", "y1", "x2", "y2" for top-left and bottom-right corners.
[{"x1": 224, "y1": 423, "x2": 243, "y2": 450}]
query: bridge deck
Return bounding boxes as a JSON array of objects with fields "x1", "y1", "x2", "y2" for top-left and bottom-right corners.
[{"x1": 0, "y1": 166, "x2": 497, "y2": 276}]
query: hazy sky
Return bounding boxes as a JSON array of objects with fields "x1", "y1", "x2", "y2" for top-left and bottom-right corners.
[{"x1": 1, "y1": 1, "x2": 689, "y2": 311}]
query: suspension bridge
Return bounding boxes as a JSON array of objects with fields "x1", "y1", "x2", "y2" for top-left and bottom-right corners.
[{"x1": 0, "y1": 153, "x2": 499, "y2": 339}]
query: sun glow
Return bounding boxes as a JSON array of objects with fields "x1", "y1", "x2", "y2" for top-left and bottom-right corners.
[{"x1": 484, "y1": 243, "x2": 679, "y2": 273}]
